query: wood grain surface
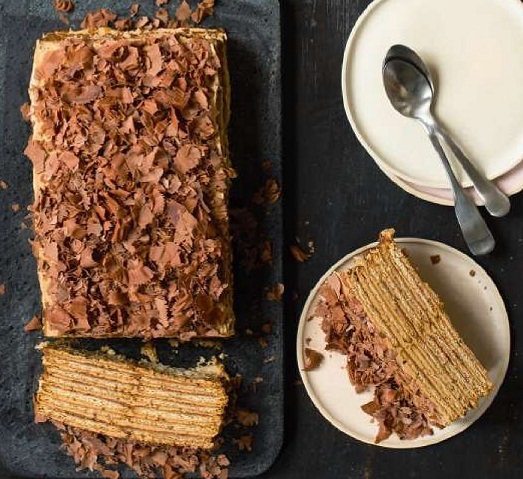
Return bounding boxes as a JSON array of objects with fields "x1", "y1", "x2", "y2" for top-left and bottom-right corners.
[{"x1": 266, "y1": 0, "x2": 523, "y2": 477}]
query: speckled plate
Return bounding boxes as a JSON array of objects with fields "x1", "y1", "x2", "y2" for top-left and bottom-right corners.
[{"x1": 297, "y1": 238, "x2": 510, "y2": 448}]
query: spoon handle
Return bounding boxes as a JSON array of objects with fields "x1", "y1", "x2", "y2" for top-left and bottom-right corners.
[
  {"x1": 433, "y1": 123, "x2": 511, "y2": 217},
  {"x1": 425, "y1": 128, "x2": 495, "y2": 255}
]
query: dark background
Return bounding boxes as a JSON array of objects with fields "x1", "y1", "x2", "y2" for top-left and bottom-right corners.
[{"x1": 265, "y1": 0, "x2": 523, "y2": 478}]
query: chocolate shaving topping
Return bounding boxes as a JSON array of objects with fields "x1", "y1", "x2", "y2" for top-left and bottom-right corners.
[
  {"x1": 24, "y1": 315, "x2": 43, "y2": 332},
  {"x1": 26, "y1": 30, "x2": 234, "y2": 339}
]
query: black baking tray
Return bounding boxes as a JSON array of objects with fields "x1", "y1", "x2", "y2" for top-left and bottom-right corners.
[{"x1": 0, "y1": 0, "x2": 282, "y2": 477}]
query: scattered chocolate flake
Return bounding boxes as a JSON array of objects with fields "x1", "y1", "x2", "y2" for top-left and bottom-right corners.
[
  {"x1": 263, "y1": 355, "x2": 275, "y2": 364},
  {"x1": 20, "y1": 222, "x2": 29, "y2": 231},
  {"x1": 303, "y1": 347, "x2": 323, "y2": 371},
  {"x1": 233, "y1": 434, "x2": 253, "y2": 452},
  {"x1": 53, "y1": 0, "x2": 75, "y2": 13},
  {"x1": 469, "y1": 269, "x2": 476, "y2": 277},
  {"x1": 80, "y1": 9, "x2": 117, "y2": 29},
  {"x1": 56, "y1": 423, "x2": 230, "y2": 479},
  {"x1": 0, "y1": 181, "x2": 8, "y2": 189},
  {"x1": 155, "y1": 7, "x2": 170, "y2": 25},
  {"x1": 129, "y1": 3, "x2": 140, "y2": 16},
  {"x1": 290, "y1": 244, "x2": 310, "y2": 262},
  {"x1": 192, "y1": 0, "x2": 215, "y2": 24},
  {"x1": 248, "y1": 376, "x2": 264, "y2": 393},
  {"x1": 156, "y1": 0, "x2": 170, "y2": 5},
  {"x1": 308, "y1": 240, "x2": 315, "y2": 254},
  {"x1": 257, "y1": 337, "x2": 268, "y2": 349},
  {"x1": 236, "y1": 409, "x2": 259, "y2": 427},
  {"x1": 24, "y1": 315, "x2": 42, "y2": 332},
  {"x1": 0, "y1": 284, "x2": 5, "y2": 295},
  {"x1": 11, "y1": 203, "x2": 20, "y2": 212},
  {"x1": 244, "y1": 328, "x2": 253, "y2": 336},
  {"x1": 176, "y1": 0, "x2": 192, "y2": 22},
  {"x1": 252, "y1": 178, "x2": 281, "y2": 205},
  {"x1": 430, "y1": 254, "x2": 441, "y2": 265},
  {"x1": 266, "y1": 283, "x2": 284, "y2": 301}
]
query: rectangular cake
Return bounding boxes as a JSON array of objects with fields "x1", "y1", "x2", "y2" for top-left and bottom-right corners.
[
  {"x1": 35, "y1": 343, "x2": 230, "y2": 449},
  {"x1": 24, "y1": 28, "x2": 234, "y2": 339},
  {"x1": 315, "y1": 229, "x2": 493, "y2": 442}
]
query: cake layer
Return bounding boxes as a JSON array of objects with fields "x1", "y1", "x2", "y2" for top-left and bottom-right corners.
[
  {"x1": 25, "y1": 28, "x2": 234, "y2": 339},
  {"x1": 35, "y1": 344, "x2": 229, "y2": 449}
]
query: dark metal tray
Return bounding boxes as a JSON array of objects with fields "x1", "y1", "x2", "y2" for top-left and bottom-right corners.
[{"x1": 0, "y1": 0, "x2": 282, "y2": 477}]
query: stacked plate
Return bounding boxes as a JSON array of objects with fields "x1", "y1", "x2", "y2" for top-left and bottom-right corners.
[{"x1": 342, "y1": 0, "x2": 523, "y2": 205}]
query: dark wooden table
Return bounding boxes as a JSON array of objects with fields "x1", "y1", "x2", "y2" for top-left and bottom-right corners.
[{"x1": 263, "y1": 1, "x2": 523, "y2": 477}]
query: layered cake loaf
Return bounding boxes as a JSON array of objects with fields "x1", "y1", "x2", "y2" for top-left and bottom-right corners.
[
  {"x1": 35, "y1": 343, "x2": 230, "y2": 450},
  {"x1": 315, "y1": 229, "x2": 493, "y2": 442},
  {"x1": 24, "y1": 28, "x2": 235, "y2": 339}
]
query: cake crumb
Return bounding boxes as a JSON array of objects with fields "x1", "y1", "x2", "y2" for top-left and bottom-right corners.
[
  {"x1": 236, "y1": 409, "x2": 259, "y2": 427},
  {"x1": 263, "y1": 355, "x2": 275, "y2": 364},
  {"x1": 11, "y1": 203, "x2": 20, "y2": 212},
  {"x1": 0, "y1": 181, "x2": 8, "y2": 189},
  {"x1": 257, "y1": 337, "x2": 268, "y2": 349},
  {"x1": 24, "y1": 315, "x2": 42, "y2": 332},
  {"x1": 0, "y1": 284, "x2": 5, "y2": 295},
  {"x1": 303, "y1": 348, "x2": 323, "y2": 371},
  {"x1": 156, "y1": 0, "x2": 170, "y2": 5},
  {"x1": 233, "y1": 434, "x2": 253, "y2": 452},
  {"x1": 469, "y1": 269, "x2": 476, "y2": 277},
  {"x1": 430, "y1": 254, "x2": 441, "y2": 265},
  {"x1": 140, "y1": 342, "x2": 158, "y2": 363}
]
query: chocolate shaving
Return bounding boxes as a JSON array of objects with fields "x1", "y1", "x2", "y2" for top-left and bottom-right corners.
[
  {"x1": 176, "y1": 0, "x2": 192, "y2": 23},
  {"x1": 266, "y1": 283, "x2": 284, "y2": 301},
  {"x1": 53, "y1": 0, "x2": 74, "y2": 13},
  {"x1": 55, "y1": 423, "x2": 230, "y2": 479},
  {"x1": 24, "y1": 315, "x2": 43, "y2": 332},
  {"x1": 0, "y1": 284, "x2": 5, "y2": 295},
  {"x1": 81, "y1": 9, "x2": 117, "y2": 29},
  {"x1": 233, "y1": 434, "x2": 253, "y2": 452},
  {"x1": 302, "y1": 348, "x2": 323, "y2": 371},
  {"x1": 0, "y1": 181, "x2": 7, "y2": 189},
  {"x1": 191, "y1": 0, "x2": 215, "y2": 24},
  {"x1": 11, "y1": 204, "x2": 20, "y2": 212},
  {"x1": 290, "y1": 244, "x2": 310, "y2": 262}
]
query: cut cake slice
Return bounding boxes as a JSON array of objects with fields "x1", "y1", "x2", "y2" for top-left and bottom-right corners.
[
  {"x1": 34, "y1": 343, "x2": 230, "y2": 449},
  {"x1": 315, "y1": 229, "x2": 493, "y2": 441}
]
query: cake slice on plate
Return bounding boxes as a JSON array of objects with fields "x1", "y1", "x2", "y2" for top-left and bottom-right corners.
[{"x1": 315, "y1": 229, "x2": 493, "y2": 442}]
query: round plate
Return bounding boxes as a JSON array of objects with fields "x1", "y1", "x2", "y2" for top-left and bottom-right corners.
[
  {"x1": 380, "y1": 157, "x2": 523, "y2": 207},
  {"x1": 297, "y1": 238, "x2": 510, "y2": 448},
  {"x1": 342, "y1": 0, "x2": 523, "y2": 189}
]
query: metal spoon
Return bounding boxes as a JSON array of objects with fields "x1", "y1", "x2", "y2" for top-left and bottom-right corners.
[
  {"x1": 383, "y1": 56, "x2": 495, "y2": 255},
  {"x1": 384, "y1": 45, "x2": 510, "y2": 218}
]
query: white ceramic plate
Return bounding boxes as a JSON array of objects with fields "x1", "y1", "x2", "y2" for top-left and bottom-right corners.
[
  {"x1": 342, "y1": 0, "x2": 523, "y2": 189},
  {"x1": 297, "y1": 238, "x2": 510, "y2": 448},
  {"x1": 380, "y1": 157, "x2": 523, "y2": 207}
]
